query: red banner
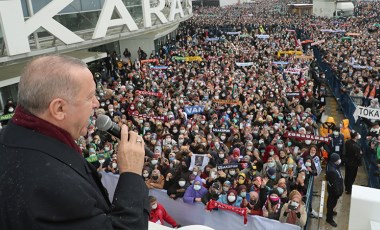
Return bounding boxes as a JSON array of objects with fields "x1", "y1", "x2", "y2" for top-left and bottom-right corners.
[
  {"x1": 140, "y1": 59, "x2": 158, "y2": 64},
  {"x1": 129, "y1": 111, "x2": 167, "y2": 121},
  {"x1": 206, "y1": 200, "x2": 247, "y2": 224},
  {"x1": 284, "y1": 132, "x2": 330, "y2": 143},
  {"x1": 135, "y1": 90, "x2": 162, "y2": 97}
]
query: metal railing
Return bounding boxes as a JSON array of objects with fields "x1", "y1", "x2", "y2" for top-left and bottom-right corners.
[{"x1": 313, "y1": 47, "x2": 380, "y2": 189}]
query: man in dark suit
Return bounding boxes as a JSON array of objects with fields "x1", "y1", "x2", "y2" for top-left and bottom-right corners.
[
  {"x1": 0, "y1": 55, "x2": 149, "y2": 230},
  {"x1": 326, "y1": 153, "x2": 344, "y2": 228}
]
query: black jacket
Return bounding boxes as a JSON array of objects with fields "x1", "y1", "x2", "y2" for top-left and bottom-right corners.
[
  {"x1": 326, "y1": 162, "x2": 344, "y2": 197},
  {"x1": 0, "y1": 122, "x2": 149, "y2": 230},
  {"x1": 345, "y1": 139, "x2": 362, "y2": 167}
]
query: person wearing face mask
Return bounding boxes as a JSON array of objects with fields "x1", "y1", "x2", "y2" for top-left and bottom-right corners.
[
  {"x1": 201, "y1": 181, "x2": 222, "y2": 205},
  {"x1": 327, "y1": 127, "x2": 345, "y2": 164},
  {"x1": 237, "y1": 185, "x2": 249, "y2": 208},
  {"x1": 344, "y1": 131, "x2": 362, "y2": 195},
  {"x1": 217, "y1": 189, "x2": 243, "y2": 207},
  {"x1": 96, "y1": 155, "x2": 109, "y2": 172},
  {"x1": 183, "y1": 176, "x2": 208, "y2": 204},
  {"x1": 262, "y1": 189, "x2": 282, "y2": 220},
  {"x1": 326, "y1": 153, "x2": 344, "y2": 227},
  {"x1": 145, "y1": 169, "x2": 165, "y2": 189},
  {"x1": 167, "y1": 177, "x2": 189, "y2": 200},
  {"x1": 149, "y1": 196, "x2": 179, "y2": 228},
  {"x1": 262, "y1": 144, "x2": 279, "y2": 163},
  {"x1": 142, "y1": 168, "x2": 151, "y2": 182},
  {"x1": 319, "y1": 116, "x2": 336, "y2": 137},
  {"x1": 265, "y1": 167, "x2": 279, "y2": 189},
  {"x1": 279, "y1": 190, "x2": 307, "y2": 227}
]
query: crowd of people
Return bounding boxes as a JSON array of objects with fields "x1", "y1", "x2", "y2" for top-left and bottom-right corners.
[{"x1": 73, "y1": 1, "x2": 380, "y2": 228}]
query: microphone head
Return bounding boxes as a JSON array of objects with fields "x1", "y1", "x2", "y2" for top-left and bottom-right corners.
[{"x1": 95, "y1": 114, "x2": 113, "y2": 131}]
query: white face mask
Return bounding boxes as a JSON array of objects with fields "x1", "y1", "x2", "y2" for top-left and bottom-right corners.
[
  {"x1": 194, "y1": 185, "x2": 201, "y2": 191},
  {"x1": 219, "y1": 154, "x2": 224, "y2": 158},
  {"x1": 269, "y1": 151, "x2": 274, "y2": 156},
  {"x1": 179, "y1": 181, "x2": 186, "y2": 187},
  {"x1": 305, "y1": 140, "x2": 311, "y2": 145},
  {"x1": 229, "y1": 171, "x2": 236, "y2": 176},
  {"x1": 221, "y1": 136, "x2": 226, "y2": 141},
  {"x1": 143, "y1": 173, "x2": 149, "y2": 178},
  {"x1": 277, "y1": 144, "x2": 283, "y2": 149},
  {"x1": 151, "y1": 160, "x2": 158, "y2": 165},
  {"x1": 151, "y1": 203, "x2": 158, "y2": 209},
  {"x1": 268, "y1": 162, "x2": 275, "y2": 167},
  {"x1": 193, "y1": 171, "x2": 198, "y2": 176},
  {"x1": 112, "y1": 162, "x2": 117, "y2": 168},
  {"x1": 228, "y1": 195, "x2": 236, "y2": 202},
  {"x1": 104, "y1": 147, "x2": 110, "y2": 152},
  {"x1": 291, "y1": 201, "x2": 299, "y2": 208},
  {"x1": 99, "y1": 159, "x2": 105, "y2": 164},
  {"x1": 305, "y1": 162, "x2": 312, "y2": 167},
  {"x1": 333, "y1": 131, "x2": 339, "y2": 136},
  {"x1": 336, "y1": 159, "x2": 342, "y2": 165}
]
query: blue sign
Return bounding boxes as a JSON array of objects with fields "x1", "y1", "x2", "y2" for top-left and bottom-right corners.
[{"x1": 184, "y1": 106, "x2": 205, "y2": 115}]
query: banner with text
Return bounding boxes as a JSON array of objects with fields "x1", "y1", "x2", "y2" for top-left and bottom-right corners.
[{"x1": 353, "y1": 106, "x2": 380, "y2": 121}]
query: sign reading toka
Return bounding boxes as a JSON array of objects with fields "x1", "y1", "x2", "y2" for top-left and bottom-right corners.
[
  {"x1": 354, "y1": 106, "x2": 380, "y2": 121},
  {"x1": 0, "y1": 0, "x2": 192, "y2": 56}
]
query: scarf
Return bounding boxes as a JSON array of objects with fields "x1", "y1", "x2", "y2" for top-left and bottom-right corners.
[{"x1": 12, "y1": 106, "x2": 81, "y2": 154}]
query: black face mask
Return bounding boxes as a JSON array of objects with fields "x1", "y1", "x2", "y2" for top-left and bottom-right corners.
[
  {"x1": 152, "y1": 176, "x2": 159, "y2": 180},
  {"x1": 249, "y1": 199, "x2": 257, "y2": 205}
]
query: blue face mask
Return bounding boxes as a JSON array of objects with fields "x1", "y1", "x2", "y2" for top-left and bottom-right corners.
[
  {"x1": 277, "y1": 187, "x2": 284, "y2": 195},
  {"x1": 240, "y1": 192, "x2": 247, "y2": 197},
  {"x1": 169, "y1": 157, "x2": 175, "y2": 162},
  {"x1": 269, "y1": 175, "x2": 276, "y2": 180}
]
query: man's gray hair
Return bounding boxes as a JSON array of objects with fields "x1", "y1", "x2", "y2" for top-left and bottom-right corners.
[{"x1": 18, "y1": 55, "x2": 88, "y2": 115}]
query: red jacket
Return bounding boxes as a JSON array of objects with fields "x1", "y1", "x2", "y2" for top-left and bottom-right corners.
[{"x1": 149, "y1": 203, "x2": 178, "y2": 227}]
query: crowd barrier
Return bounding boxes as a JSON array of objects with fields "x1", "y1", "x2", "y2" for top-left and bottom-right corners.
[
  {"x1": 313, "y1": 47, "x2": 380, "y2": 189},
  {"x1": 100, "y1": 172, "x2": 301, "y2": 230}
]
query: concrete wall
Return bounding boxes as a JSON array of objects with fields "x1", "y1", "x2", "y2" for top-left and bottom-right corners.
[
  {"x1": 313, "y1": 0, "x2": 336, "y2": 17},
  {"x1": 220, "y1": 0, "x2": 239, "y2": 7}
]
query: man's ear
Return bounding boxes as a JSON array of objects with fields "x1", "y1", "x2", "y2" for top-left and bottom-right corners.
[{"x1": 48, "y1": 98, "x2": 67, "y2": 121}]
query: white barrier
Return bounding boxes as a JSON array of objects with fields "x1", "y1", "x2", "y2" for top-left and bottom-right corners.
[
  {"x1": 100, "y1": 172, "x2": 301, "y2": 230},
  {"x1": 349, "y1": 185, "x2": 380, "y2": 230}
]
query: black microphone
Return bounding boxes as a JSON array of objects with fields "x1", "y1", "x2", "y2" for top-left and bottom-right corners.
[{"x1": 95, "y1": 114, "x2": 154, "y2": 158}]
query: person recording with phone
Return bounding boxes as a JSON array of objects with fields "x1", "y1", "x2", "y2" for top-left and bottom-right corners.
[
  {"x1": 279, "y1": 190, "x2": 307, "y2": 228},
  {"x1": 0, "y1": 55, "x2": 149, "y2": 230}
]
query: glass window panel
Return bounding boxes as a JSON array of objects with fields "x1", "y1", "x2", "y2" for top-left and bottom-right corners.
[
  {"x1": 21, "y1": 0, "x2": 29, "y2": 17},
  {"x1": 32, "y1": 0, "x2": 52, "y2": 13},
  {"x1": 60, "y1": 0, "x2": 82, "y2": 14},
  {"x1": 81, "y1": 0, "x2": 101, "y2": 11}
]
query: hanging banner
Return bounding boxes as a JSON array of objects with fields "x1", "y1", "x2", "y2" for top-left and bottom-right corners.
[
  {"x1": 284, "y1": 68, "x2": 301, "y2": 75},
  {"x1": 311, "y1": 39, "x2": 325, "y2": 46},
  {"x1": 235, "y1": 62, "x2": 254, "y2": 67},
  {"x1": 140, "y1": 59, "x2": 159, "y2": 64},
  {"x1": 216, "y1": 163, "x2": 239, "y2": 171},
  {"x1": 206, "y1": 200, "x2": 248, "y2": 224},
  {"x1": 184, "y1": 105, "x2": 205, "y2": 115},
  {"x1": 0, "y1": 113, "x2": 14, "y2": 121},
  {"x1": 353, "y1": 106, "x2": 380, "y2": 121},
  {"x1": 226, "y1": 31, "x2": 241, "y2": 35},
  {"x1": 129, "y1": 111, "x2": 166, "y2": 121},
  {"x1": 85, "y1": 153, "x2": 111, "y2": 163},
  {"x1": 150, "y1": 66, "x2": 168, "y2": 70},
  {"x1": 284, "y1": 132, "x2": 330, "y2": 143},
  {"x1": 135, "y1": 90, "x2": 163, "y2": 97},
  {"x1": 255, "y1": 34, "x2": 269, "y2": 39},
  {"x1": 212, "y1": 128, "x2": 231, "y2": 133},
  {"x1": 205, "y1": 37, "x2": 221, "y2": 42},
  {"x1": 272, "y1": 61, "x2": 289, "y2": 65},
  {"x1": 286, "y1": 92, "x2": 300, "y2": 97},
  {"x1": 172, "y1": 56, "x2": 203, "y2": 62},
  {"x1": 277, "y1": 50, "x2": 303, "y2": 58},
  {"x1": 212, "y1": 99, "x2": 242, "y2": 105}
]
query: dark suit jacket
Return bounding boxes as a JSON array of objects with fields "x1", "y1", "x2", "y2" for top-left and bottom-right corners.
[
  {"x1": 326, "y1": 162, "x2": 344, "y2": 197},
  {"x1": 0, "y1": 122, "x2": 149, "y2": 230}
]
